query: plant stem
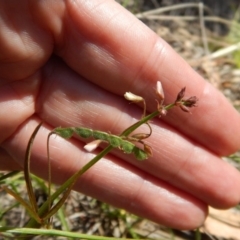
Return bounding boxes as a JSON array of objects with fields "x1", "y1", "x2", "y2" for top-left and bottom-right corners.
[
  {"x1": 25, "y1": 102, "x2": 176, "y2": 228},
  {"x1": 121, "y1": 103, "x2": 175, "y2": 136}
]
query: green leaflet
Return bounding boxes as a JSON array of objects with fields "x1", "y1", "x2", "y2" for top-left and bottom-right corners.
[
  {"x1": 107, "y1": 135, "x2": 122, "y2": 148},
  {"x1": 53, "y1": 128, "x2": 74, "y2": 139},
  {"x1": 133, "y1": 147, "x2": 148, "y2": 161},
  {"x1": 121, "y1": 140, "x2": 135, "y2": 154},
  {"x1": 74, "y1": 127, "x2": 93, "y2": 138},
  {"x1": 92, "y1": 131, "x2": 109, "y2": 141}
]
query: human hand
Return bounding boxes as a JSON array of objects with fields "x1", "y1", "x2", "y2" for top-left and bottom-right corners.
[{"x1": 1, "y1": 1, "x2": 240, "y2": 230}]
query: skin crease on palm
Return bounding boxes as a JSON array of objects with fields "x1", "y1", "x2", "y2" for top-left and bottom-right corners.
[{"x1": 1, "y1": 0, "x2": 240, "y2": 230}]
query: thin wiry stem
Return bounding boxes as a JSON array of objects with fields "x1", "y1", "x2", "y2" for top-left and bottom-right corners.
[{"x1": 24, "y1": 123, "x2": 42, "y2": 216}]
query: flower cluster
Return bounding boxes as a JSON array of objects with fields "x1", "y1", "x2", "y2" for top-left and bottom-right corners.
[
  {"x1": 174, "y1": 87, "x2": 198, "y2": 113},
  {"x1": 124, "y1": 81, "x2": 198, "y2": 116}
]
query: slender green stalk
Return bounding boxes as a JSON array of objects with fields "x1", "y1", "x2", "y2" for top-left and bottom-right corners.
[
  {"x1": 195, "y1": 228, "x2": 201, "y2": 240},
  {"x1": 2, "y1": 227, "x2": 148, "y2": 240},
  {"x1": 121, "y1": 103, "x2": 175, "y2": 136},
  {"x1": 25, "y1": 103, "x2": 176, "y2": 228},
  {"x1": 0, "y1": 171, "x2": 20, "y2": 183},
  {"x1": 25, "y1": 144, "x2": 114, "y2": 228},
  {"x1": 24, "y1": 123, "x2": 42, "y2": 215},
  {"x1": 57, "y1": 206, "x2": 73, "y2": 240}
]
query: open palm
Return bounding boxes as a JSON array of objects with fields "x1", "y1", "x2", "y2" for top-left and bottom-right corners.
[{"x1": 1, "y1": 1, "x2": 240, "y2": 229}]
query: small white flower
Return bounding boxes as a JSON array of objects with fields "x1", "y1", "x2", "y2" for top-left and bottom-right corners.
[
  {"x1": 156, "y1": 81, "x2": 164, "y2": 101},
  {"x1": 124, "y1": 92, "x2": 143, "y2": 102},
  {"x1": 84, "y1": 140, "x2": 102, "y2": 152}
]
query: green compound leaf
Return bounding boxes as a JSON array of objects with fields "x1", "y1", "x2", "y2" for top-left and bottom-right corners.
[{"x1": 52, "y1": 126, "x2": 150, "y2": 161}]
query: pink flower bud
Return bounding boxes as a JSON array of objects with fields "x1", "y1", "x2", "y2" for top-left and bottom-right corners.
[
  {"x1": 124, "y1": 92, "x2": 143, "y2": 102},
  {"x1": 84, "y1": 140, "x2": 102, "y2": 152},
  {"x1": 156, "y1": 81, "x2": 164, "y2": 101}
]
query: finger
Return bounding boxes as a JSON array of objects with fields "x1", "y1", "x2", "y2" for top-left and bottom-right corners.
[
  {"x1": 2, "y1": 117, "x2": 207, "y2": 230},
  {"x1": 0, "y1": 1, "x2": 54, "y2": 82},
  {"x1": 36, "y1": 58, "x2": 240, "y2": 208},
  {"x1": 0, "y1": 147, "x2": 22, "y2": 170},
  {"x1": 0, "y1": 73, "x2": 40, "y2": 144},
  {"x1": 1, "y1": 0, "x2": 239, "y2": 156},
  {"x1": 55, "y1": 0, "x2": 240, "y2": 155}
]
